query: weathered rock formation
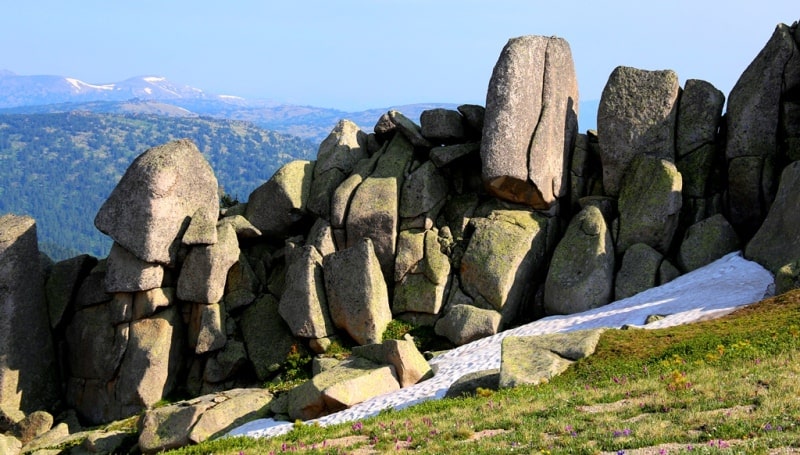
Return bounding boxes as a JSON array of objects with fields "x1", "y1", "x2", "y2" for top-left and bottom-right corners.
[
  {"x1": 3, "y1": 20, "x2": 800, "y2": 452},
  {"x1": 481, "y1": 35, "x2": 578, "y2": 209}
]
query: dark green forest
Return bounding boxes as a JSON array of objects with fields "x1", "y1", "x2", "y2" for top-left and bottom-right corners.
[{"x1": 0, "y1": 112, "x2": 316, "y2": 260}]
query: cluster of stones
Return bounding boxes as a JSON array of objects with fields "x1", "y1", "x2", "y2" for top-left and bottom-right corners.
[{"x1": 2, "y1": 20, "x2": 800, "y2": 454}]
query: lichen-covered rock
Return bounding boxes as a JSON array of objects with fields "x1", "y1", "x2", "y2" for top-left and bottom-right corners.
[
  {"x1": 460, "y1": 210, "x2": 549, "y2": 322},
  {"x1": 189, "y1": 303, "x2": 226, "y2": 354},
  {"x1": 0, "y1": 434, "x2": 21, "y2": 455},
  {"x1": 677, "y1": 214, "x2": 740, "y2": 272},
  {"x1": 177, "y1": 222, "x2": 240, "y2": 304},
  {"x1": 279, "y1": 245, "x2": 333, "y2": 339},
  {"x1": 323, "y1": 239, "x2": 392, "y2": 345},
  {"x1": 240, "y1": 295, "x2": 296, "y2": 381},
  {"x1": 457, "y1": 104, "x2": 485, "y2": 137},
  {"x1": 499, "y1": 329, "x2": 603, "y2": 388},
  {"x1": 615, "y1": 243, "x2": 663, "y2": 300},
  {"x1": 393, "y1": 229, "x2": 450, "y2": 315},
  {"x1": 287, "y1": 357, "x2": 399, "y2": 421},
  {"x1": 308, "y1": 120, "x2": 368, "y2": 219},
  {"x1": 0, "y1": 214, "x2": 59, "y2": 414},
  {"x1": 399, "y1": 161, "x2": 448, "y2": 219},
  {"x1": 597, "y1": 67, "x2": 680, "y2": 196},
  {"x1": 245, "y1": 160, "x2": 315, "y2": 237},
  {"x1": 676, "y1": 79, "x2": 725, "y2": 158},
  {"x1": 138, "y1": 397, "x2": 213, "y2": 453},
  {"x1": 114, "y1": 306, "x2": 184, "y2": 421},
  {"x1": 434, "y1": 304, "x2": 501, "y2": 346},
  {"x1": 346, "y1": 177, "x2": 399, "y2": 280},
  {"x1": 726, "y1": 22, "x2": 800, "y2": 236},
  {"x1": 187, "y1": 388, "x2": 272, "y2": 443},
  {"x1": 616, "y1": 155, "x2": 683, "y2": 254},
  {"x1": 104, "y1": 242, "x2": 164, "y2": 293},
  {"x1": 420, "y1": 108, "x2": 467, "y2": 144},
  {"x1": 745, "y1": 161, "x2": 800, "y2": 272},
  {"x1": 445, "y1": 369, "x2": 500, "y2": 398},
  {"x1": 544, "y1": 206, "x2": 614, "y2": 315},
  {"x1": 353, "y1": 339, "x2": 432, "y2": 388},
  {"x1": 481, "y1": 35, "x2": 578, "y2": 209},
  {"x1": 95, "y1": 139, "x2": 219, "y2": 265}
]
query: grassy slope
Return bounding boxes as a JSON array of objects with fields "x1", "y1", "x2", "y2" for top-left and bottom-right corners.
[{"x1": 163, "y1": 289, "x2": 800, "y2": 454}]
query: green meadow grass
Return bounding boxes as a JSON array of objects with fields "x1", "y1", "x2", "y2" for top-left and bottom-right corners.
[{"x1": 166, "y1": 289, "x2": 800, "y2": 454}]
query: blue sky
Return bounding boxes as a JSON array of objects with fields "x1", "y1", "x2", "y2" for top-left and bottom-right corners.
[{"x1": 1, "y1": 1, "x2": 797, "y2": 111}]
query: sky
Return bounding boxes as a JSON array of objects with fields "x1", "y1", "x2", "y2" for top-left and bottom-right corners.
[{"x1": 1, "y1": 1, "x2": 798, "y2": 111}]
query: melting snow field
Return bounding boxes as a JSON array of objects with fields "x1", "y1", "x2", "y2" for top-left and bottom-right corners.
[{"x1": 230, "y1": 252, "x2": 773, "y2": 439}]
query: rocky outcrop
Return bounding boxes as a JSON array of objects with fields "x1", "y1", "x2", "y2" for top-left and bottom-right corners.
[
  {"x1": 0, "y1": 215, "x2": 59, "y2": 414},
  {"x1": 94, "y1": 139, "x2": 219, "y2": 265},
  {"x1": 726, "y1": 22, "x2": 800, "y2": 237},
  {"x1": 5, "y1": 20, "x2": 800, "y2": 452},
  {"x1": 597, "y1": 67, "x2": 680, "y2": 196},
  {"x1": 481, "y1": 35, "x2": 578, "y2": 209}
]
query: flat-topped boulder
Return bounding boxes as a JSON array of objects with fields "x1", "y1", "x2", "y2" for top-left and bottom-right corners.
[{"x1": 481, "y1": 35, "x2": 578, "y2": 209}]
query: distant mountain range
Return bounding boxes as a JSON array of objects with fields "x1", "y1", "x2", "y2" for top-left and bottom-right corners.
[{"x1": 0, "y1": 70, "x2": 599, "y2": 144}]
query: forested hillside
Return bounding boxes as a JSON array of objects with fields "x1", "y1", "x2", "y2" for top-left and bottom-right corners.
[{"x1": 0, "y1": 112, "x2": 316, "y2": 260}]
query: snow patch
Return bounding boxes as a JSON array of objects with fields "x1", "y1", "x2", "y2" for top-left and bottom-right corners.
[
  {"x1": 65, "y1": 77, "x2": 115, "y2": 91},
  {"x1": 230, "y1": 252, "x2": 774, "y2": 439},
  {"x1": 142, "y1": 76, "x2": 166, "y2": 83},
  {"x1": 219, "y1": 94, "x2": 245, "y2": 100},
  {"x1": 143, "y1": 87, "x2": 152, "y2": 95}
]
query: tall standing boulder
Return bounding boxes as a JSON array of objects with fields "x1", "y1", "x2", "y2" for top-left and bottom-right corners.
[
  {"x1": 459, "y1": 210, "x2": 550, "y2": 324},
  {"x1": 745, "y1": 161, "x2": 800, "y2": 272},
  {"x1": 481, "y1": 35, "x2": 578, "y2": 209},
  {"x1": 177, "y1": 222, "x2": 240, "y2": 304},
  {"x1": 597, "y1": 66, "x2": 680, "y2": 196},
  {"x1": 279, "y1": 245, "x2": 333, "y2": 339},
  {"x1": 94, "y1": 139, "x2": 219, "y2": 266},
  {"x1": 307, "y1": 120, "x2": 368, "y2": 219},
  {"x1": 323, "y1": 239, "x2": 392, "y2": 345},
  {"x1": 544, "y1": 206, "x2": 614, "y2": 315},
  {"x1": 616, "y1": 155, "x2": 683, "y2": 255},
  {"x1": 726, "y1": 22, "x2": 800, "y2": 237},
  {"x1": 0, "y1": 215, "x2": 59, "y2": 414}
]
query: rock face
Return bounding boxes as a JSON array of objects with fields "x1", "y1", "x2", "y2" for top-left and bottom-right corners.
[
  {"x1": 726, "y1": 22, "x2": 800, "y2": 237},
  {"x1": 745, "y1": 161, "x2": 800, "y2": 272},
  {"x1": 7, "y1": 22, "x2": 800, "y2": 450},
  {"x1": 481, "y1": 35, "x2": 578, "y2": 209},
  {"x1": 0, "y1": 215, "x2": 59, "y2": 414},
  {"x1": 544, "y1": 206, "x2": 614, "y2": 315},
  {"x1": 323, "y1": 239, "x2": 392, "y2": 345},
  {"x1": 597, "y1": 67, "x2": 680, "y2": 196},
  {"x1": 95, "y1": 139, "x2": 219, "y2": 265}
]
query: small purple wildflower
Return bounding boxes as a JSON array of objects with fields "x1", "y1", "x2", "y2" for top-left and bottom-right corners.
[
  {"x1": 617, "y1": 451, "x2": 625, "y2": 455},
  {"x1": 352, "y1": 421, "x2": 363, "y2": 432},
  {"x1": 659, "y1": 449, "x2": 668, "y2": 455}
]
